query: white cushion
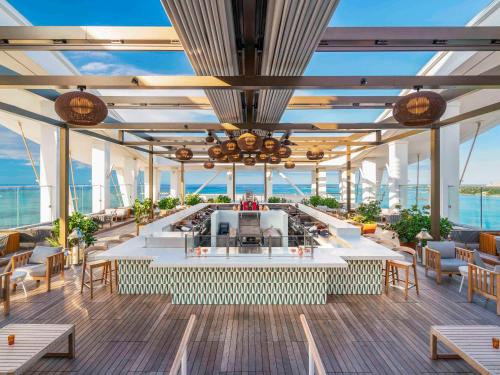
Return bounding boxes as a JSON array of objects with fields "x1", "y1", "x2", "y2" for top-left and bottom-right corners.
[
  {"x1": 29, "y1": 246, "x2": 62, "y2": 264},
  {"x1": 104, "y1": 209, "x2": 116, "y2": 215},
  {"x1": 17, "y1": 264, "x2": 46, "y2": 278}
]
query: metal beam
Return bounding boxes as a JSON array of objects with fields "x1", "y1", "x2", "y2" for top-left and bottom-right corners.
[
  {"x1": 319, "y1": 27, "x2": 500, "y2": 52},
  {"x1": 0, "y1": 26, "x2": 182, "y2": 51},
  {"x1": 1, "y1": 75, "x2": 499, "y2": 90}
]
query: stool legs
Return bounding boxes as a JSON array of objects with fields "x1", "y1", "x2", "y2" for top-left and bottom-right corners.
[{"x1": 81, "y1": 261, "x2": 113, "y2": 299}]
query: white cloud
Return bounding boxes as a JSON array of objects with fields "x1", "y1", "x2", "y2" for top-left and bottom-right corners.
[{"x1": 80, "y1": 61, "x2": 153, "y2": 76}]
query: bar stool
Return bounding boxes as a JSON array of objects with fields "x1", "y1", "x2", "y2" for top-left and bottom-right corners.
[
  {"x1": 385, "y1": 246, "x2": 419, "y2": 300},
  {"x1": 80, "y1": 247, "x2": 112, "y2": 299}
]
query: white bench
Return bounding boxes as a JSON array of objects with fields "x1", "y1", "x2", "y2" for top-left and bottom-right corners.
[
  {"x1": 0, "y1": 324, "x2": 75, "y2": 375},
  {"x1": 430, "y1": 325, "x2": 500, "y2": 375}
]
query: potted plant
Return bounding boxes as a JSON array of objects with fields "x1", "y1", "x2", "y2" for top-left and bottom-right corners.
[
  {"x1": 185, "y1": 193, "x2": 203, "y2": 206},
  {"x1": 214, "y1": 195, "x2": 231, "y2": 203},
  {"x1": 385, "y1": 205, "x2": 453, "y2": 248},
  {"x1": 133, "y1": 198, "x2": 153, "y2": 235},
  {"x1": 157, "y1": 197, "x2": 180, "y2": 216},
  {"x1": 268, "y1": 196, "x2": 288, "y2": 203},
  {"x1": 352, "y1": 200, "x2": 381, "y2": 234},
  {"x1": 47, "y1": 211, "x2": 99, "y2": 264}
]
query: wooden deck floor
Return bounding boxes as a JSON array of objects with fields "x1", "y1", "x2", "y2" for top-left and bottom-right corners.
[{"x1": 2, "y1": 237, "x2": 499, "y2": 374}]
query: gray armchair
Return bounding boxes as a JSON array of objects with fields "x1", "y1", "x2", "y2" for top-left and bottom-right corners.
[{"x1": 425, "y1": 241, "x2": 474, "y2": 284}]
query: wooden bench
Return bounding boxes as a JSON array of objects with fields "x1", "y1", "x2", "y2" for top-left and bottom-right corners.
[
  {"x1": 0, "y1": 324, "x2": 75, "y2": 375},
  {"x1": 430, "y1": 325, "x2": 500, "y2": 375}
]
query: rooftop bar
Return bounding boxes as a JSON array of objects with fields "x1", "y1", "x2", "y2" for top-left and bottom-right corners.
[{"x1": 100, "y1": 203, "x2": 401, "y2": 304}]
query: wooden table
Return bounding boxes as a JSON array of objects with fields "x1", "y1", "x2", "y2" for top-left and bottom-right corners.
[
  {"x1": 430, "y1": 325, "x2": 500, "y2": 375},
  {"x1": 0, "y1": 324, "x2": 75, "y2": 375}
]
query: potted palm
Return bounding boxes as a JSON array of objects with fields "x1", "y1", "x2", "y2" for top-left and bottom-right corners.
[
  {"x1": 133, "y1": 198, "x2": 153, "y2": 235},
  {"x1": 351, "y1": 200, "x2": 381, "y2": 234},
  {"x1": 385, "y1": 205, "x2": 453, "y2": 248}
]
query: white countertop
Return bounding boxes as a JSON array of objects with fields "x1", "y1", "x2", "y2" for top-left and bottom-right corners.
[{"x1": 98, "y1": 204, "x2": 402, "y2": 267}]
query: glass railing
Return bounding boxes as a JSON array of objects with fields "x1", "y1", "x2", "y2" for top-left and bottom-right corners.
[
  {"x1": 450, "y1": 185, "x2": 500, "y2": 229},
  {"x1": 0, "y1": 185, "x2": 45, "y2": 229},
  {"x1": 398, "y1": 184, "x2": 431, "y2": 210}
]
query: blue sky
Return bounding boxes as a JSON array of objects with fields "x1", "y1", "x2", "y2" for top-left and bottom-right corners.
[{"x1": 0, "y1": 0, "x2": 498, "y2": 186}]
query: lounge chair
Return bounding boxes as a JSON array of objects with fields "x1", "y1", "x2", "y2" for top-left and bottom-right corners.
[
  {"x1": 0, "y1": 234, "x2": 8, "y2": 256},
  {"x1": 467, "y1": 252, "x2": 500, "y2": 315},
  {"x1": 6, "y1": 246, "x2": 65, "y2": 292},
  {"x1": 0, "y1": 271, "x2": 10, "y2": 315},
  {"x1": 425, "y1": 241, "x2": 474, "y2": 284}
]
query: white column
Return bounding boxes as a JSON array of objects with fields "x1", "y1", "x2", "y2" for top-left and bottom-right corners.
[
  {"x1": 441, "y1": 125, "x2": 460, "y2": 222},
  {"x1": 311, "y1": 168, "x2": 326, "y2": 196},
  {"x1": 376, "y1": 166, "x2": 385, "y2": 196},
  {"x1": 91, "y1": 141, "x2": 110, "y2": 212},
  {"x1": 361, "y1": 158, "x2": 377, "y2": 202},
  {"x1": 265, "y1": 167, "x2": 273, "y2": 198},
  {"x1": 226, "y1": 169, "x2": 234, "y2": 199},
  {"x1": 388, "y1": 140, "x2": 408, "y2": 209},
  {"x1": 39, "y1": 125, "x2": 59, "y2": 222},
  {"x1": 116, "y1": 157, "x2": 137, "y2": 207},
  {"x1": 153, "y1": 168, "x2": 161, "y2": 201},
  {"x1": 340, "y1": 170, "x2": 355, "y2": 206},
  {"x1": 170, "y1": 167, "x2": 181, "y2": 198}
]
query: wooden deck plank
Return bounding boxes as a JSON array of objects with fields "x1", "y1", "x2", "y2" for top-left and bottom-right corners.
[{"x1": 2, "y1": 242, "x2": 500, "y2": 374}]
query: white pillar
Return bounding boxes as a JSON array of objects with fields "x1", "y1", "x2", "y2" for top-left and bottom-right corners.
[
  {"x1": 91, "y1": 141, "x2": 110, "y2": 212},
  {"x1": 441, "y1": 125, "x2": 460, "y2": 222},
  {"x1": 361, "y1": 158, "x2": 377, "y2": 202},
  {"x1": 340, "y1": 170, "x2": 355, "y2": 206},
  {"x1": 226, "y1": 169, "x2": 234, "y2": 199},
  {"x1": 388, "y1": 140, "x2": 408, "y2": 209},
  {"x1": 116, "y1": 157, "x2": 137, "y2": 207},
  {"x1": 311, "y1": 167, "x2": 326, "y2": 196},
  {"x1": 170, "y1": 167, "x2": 181, "y2": 198},
  {"x1": 39, "y1": 125, "x2": 59, "y2": 222},
  {"x1": 153, "y1": 168, "x2": 161, "y2": 201},
  {"x1": 265, "y1": 167, "x2": 273, "y2": 198}
]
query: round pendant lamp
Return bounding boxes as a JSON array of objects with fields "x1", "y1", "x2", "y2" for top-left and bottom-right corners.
[
  {"x1": 393, "y1": 90, "x2": 446, "y2": 126},
  {"x1": 208, "y1": 144, "x2": 223, "y2": 159},
  {"x1": 306, "y1": 146, "x2": 324, "y2": 161},
  {"x1": 261, "y1": 136, "x2": 280, "y2": 154},
  {"x1": 256, "y1": 152, "x2": 269, "y2": 163},
  {"x1": 277, "y1": 145, "x2": 292, "y2": 158},
  {"x1": 221, "y1": 139, "x2": 239, "y2": 155},
  {"x1": 217, "y1": 154, "x2": 229, "y2": 163},
  {"x1": 269, "y1": 155, "x2": 281, "y2": 164},
  {"x1": 243, "y1": 156, "x2": 256, "y2": 166},
  {"x1": 229, "y1": 153, "x2": 242, "y2": 162},
  {"x1": 205, "y1": 134, "x2": 215, "y2": 143},
  {"x1": 284, "y1": 161, "x2": 295, "y2": 169},
  {"x1": 175, "y1": 147, "x2": 193, "y2": 161},
  {"x1": 237, "y1": 131, "x2": 262, "y2": 152},
  {"x1": 55, "y1": 90, "x2": 108, "y2": 125},
  {"x1": 203, "y1": 160, "x2": 215, "y2": 169}
]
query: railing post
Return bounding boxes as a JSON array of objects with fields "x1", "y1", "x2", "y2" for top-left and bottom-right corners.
[
  {"x1": 184, "y1": 234, "x2": 188, "y2": 257},
  {"x1": 16, "y1": 186, "x2": 20, "y2": 227},
  {"x1": 181, "y1": 349, "x2": 187, "y2": 375},
  {"x1": 308, "y1": 343, "x2": 314, "y2": 375},
  {"x1": 480, "y1": 186, "x2": 483, "y2": 229},
  {"x1": 268, "y1": 235, "x2": 272, "y2": 258}
]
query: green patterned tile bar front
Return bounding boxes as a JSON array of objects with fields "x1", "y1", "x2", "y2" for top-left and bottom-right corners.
[{"x1": 116, "y1": 259, "x2": 383, "y2": 304}]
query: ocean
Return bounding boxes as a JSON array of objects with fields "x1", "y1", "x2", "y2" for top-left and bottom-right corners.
[{"x1": 0, "y1": 184, "x2": 499, "y2": 230}]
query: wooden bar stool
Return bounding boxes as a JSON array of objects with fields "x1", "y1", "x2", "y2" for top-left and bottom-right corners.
[
  {"x1": 385, "y1": 246, "x2": 419, "y2": 300},
  {"x1": 80, "y1": 247, "x2": 112, "y2": 299}
]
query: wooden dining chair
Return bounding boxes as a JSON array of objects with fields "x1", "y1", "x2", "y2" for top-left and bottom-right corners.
[{"x1": 385, "y1": 246, "x2": 419, "y2": 300}]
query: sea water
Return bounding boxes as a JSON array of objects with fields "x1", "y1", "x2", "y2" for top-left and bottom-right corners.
[{"x1": 0, "y1": 184, "x2": 499, "y2": 230}]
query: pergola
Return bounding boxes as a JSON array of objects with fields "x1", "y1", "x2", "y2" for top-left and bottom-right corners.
[{"x1": 1, "y1": 1, "x2": 500, "y2": 246}]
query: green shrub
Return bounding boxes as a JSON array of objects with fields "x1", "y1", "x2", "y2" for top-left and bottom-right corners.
[
  {"x1": 134, "y1": 198, "x2": 153, "y2": 224},
  {"x1": 185, "y1": 193, "x2": 204, "y2": 206},
  {"x1": 214, "y1": 195, "x2": 231, "y2": 203},
  {"x1": 158, "y1": 197, "x2": 180, "y2": 210},
  {"x1": 48, "y1": 211, "x2": 99, "y2": 247},
  {"x1": 385, "y1": 205, "x2": 453, "y2": 243},
  {"x1": 308, "y1": 195, "x2": 339, "y2": 209},
  {"x1": 268, "y1": 196, "x2": 287, "y2": 203},
  {"x1": 354, "y1": 200, "x2": 381, "y2": 223},
  {"x1": 309, "y1": 195, "x2": 322, "y2": 207}
]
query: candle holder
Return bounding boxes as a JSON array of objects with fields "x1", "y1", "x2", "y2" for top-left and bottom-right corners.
[
  {"x1": 7, "y1": 334, "x2": 15, "y2": 346},
  {"x1": 493, "y1": 337, "x2": 499, "y2": 349}
]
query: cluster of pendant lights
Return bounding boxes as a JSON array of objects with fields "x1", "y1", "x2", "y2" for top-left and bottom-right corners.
[{"x1": 203, "y1": 131, "x2": 298, "y2": 169}]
